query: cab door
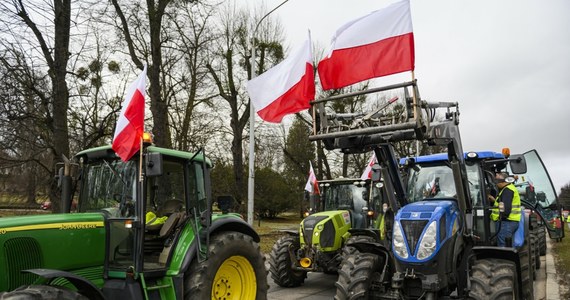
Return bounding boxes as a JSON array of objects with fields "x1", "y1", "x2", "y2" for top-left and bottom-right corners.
[{"x1": 516, "y1": 149, "x2": 564, "y2": 240}]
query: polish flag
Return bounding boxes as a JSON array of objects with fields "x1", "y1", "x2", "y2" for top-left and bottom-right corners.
[
  {"x1": 304, "y1": 161, "x2": 320, "y2": 194},
  {"x1": 361, "y1": 152, "x2": 377, "y2": 180},
  {"x1": 318, "y1": 0, "x2": 414, "y2": 90},
  {"x1": 112, "y1": 65, "x2": 147, "y2": 162},
  {"x1": 247, "y1": 34, "x2": 315, "y2": 123}
]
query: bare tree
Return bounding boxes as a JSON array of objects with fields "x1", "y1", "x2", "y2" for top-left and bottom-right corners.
[
  {"x1": 0, "y1": 0, "x2": 74, "y2": 209},
  {"x1": 110, "y1": 0, "x2": 173, "y2": 148},
  {"x1": 206, "y1": 3, "x2": 285, "y2": 207}
]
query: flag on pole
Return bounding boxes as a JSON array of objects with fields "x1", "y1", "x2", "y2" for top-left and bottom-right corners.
[
  {"x1": 247, "y1": 32, "x2": 315, "y2": 123},
  {"x1": 304, "y1": 161, "x2": 320, "y2": 194},
  {"x1": 318, "y1": 0, "x2": 415, "y2": 90},
  {"x1": 112, "y1": 65, "x2": 147, "y2": 162},
  {"x1": 361, "y1": 152, "x2": 377, "y2": 180}
]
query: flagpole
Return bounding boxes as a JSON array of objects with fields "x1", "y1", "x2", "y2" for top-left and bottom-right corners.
[{"x1": 247, "y1": 0, "x2": 290, "y2": 226}]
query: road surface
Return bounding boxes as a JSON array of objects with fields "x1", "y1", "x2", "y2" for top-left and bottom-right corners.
[{"x1": 267, "y1": 255, "x2": 548, "y2": 299}]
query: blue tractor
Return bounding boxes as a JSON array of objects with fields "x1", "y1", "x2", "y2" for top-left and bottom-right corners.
[{"x1": 308, "y1": 80, "x2": 562, "y2": 299}]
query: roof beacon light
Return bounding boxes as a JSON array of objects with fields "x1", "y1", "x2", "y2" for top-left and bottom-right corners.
[
  {"x1": 502, "y1": 148, "x2": 511, "y2": 158},
  {"x1": 143, "y1": 132, "x2": 153, "y2": 145}
]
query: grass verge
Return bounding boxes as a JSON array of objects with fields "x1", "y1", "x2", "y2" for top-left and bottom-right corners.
[
  {"x1": 254, "y1": 212, "x2": 302, "y2": 255},
  {"x1": 551, "y1": 225, "x2": 570, "y2": 298}
]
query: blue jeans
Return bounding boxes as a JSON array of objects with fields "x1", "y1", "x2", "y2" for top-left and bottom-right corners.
[{"x1": 495, "y1": 220, "x2": 519, "y2": 247}]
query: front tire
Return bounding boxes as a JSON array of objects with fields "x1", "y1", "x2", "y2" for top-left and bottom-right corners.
[
  {"x1": 0, "y1": 285, "x2": 88, "y2": 300},
  {"x1": 269, "y1": 235, "x2": 306, "y2": 287},
  {"x1": 335, "y1": 253, "x2": 384, "y2": 300},
  {"x1": 469, "y1": 258, "x2": 517, "y2": 300},
  {"x1": 184, "y1": 232, "x2": 268, "y2": 300}
]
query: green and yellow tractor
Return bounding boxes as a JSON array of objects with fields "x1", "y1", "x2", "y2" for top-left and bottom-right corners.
[
  {"x1": 269, "y1": 177, "x2": 388, "y2": 287},
  {"x1": 0, "y1": 141, "x2": 267, "y2": 299}
]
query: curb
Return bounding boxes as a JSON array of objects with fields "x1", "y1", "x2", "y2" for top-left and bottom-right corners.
[{"x1": 546, "y1": 237, "x2": 560, "y2": 300}]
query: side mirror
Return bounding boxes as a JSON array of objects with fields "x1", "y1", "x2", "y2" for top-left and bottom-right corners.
[
  {"x1": 146, "y1": 152, "x2": 163, "y2": 177},
  {"x1": 509, "y1": 154, "x2": 527, "y2": 174}
]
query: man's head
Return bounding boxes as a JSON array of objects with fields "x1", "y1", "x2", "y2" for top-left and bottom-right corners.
[{"x1": 495, "y1": 172, "x2": 512, "y2": 187}]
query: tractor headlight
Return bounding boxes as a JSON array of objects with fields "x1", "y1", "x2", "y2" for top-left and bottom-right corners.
[
  {"x1": 416, "y1": 221, "x2": 437, "y2": 260},
  {"x1": 393, "y1": 222, "x2": 409, "y2": 259}
]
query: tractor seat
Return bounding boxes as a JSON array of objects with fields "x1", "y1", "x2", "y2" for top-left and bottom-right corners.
[
  {"x1": 158, "y1": 199, "x2": 184, "y2": 216},
  {"x1": 159, "y1": 212, "x2": 183, "y2": 238}
]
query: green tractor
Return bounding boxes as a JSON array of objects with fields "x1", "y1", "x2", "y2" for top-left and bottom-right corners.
[
  {"x1": 0, "y1": 143, "x2": 267, "y2": 299},
  {"x1": 269, "y1": 177, "x2": 387, "y2": 287}
]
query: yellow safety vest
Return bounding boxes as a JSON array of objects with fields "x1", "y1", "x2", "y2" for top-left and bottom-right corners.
[{"x1": 491, "y1": 184, "x2": 521, "y2": 222}]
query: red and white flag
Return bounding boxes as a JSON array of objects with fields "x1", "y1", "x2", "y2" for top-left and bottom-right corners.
[
  {"x1": 318, "y1": 0, "x2": 415, "y2": 90},
  {"x1": 304, "y1": 161, "x2": 320, "y2": 194},
  {"x1": 361, "y1": 152, "x2": 377, "y2": 180},
  {"x1": 112, "y1": 65, "x2": 147, "y2": 162},
  {"x1": 247, "y1": 33, "x2": 315, "y2": 123}
]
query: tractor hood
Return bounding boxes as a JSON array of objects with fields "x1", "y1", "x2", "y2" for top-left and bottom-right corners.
[
  {"x1": 0, "y1": 213, "x2": 106, "y2": 292},
  {"x1": 300, "y1": 210, "x2": 352, "y2": 251},
  {"x1": 393, "y1": 200, "x2": 461, "y2": 263}
]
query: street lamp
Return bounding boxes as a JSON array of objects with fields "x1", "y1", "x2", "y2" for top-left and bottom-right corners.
[{"x1": 247, "y1": 0, "x2": 290, "y2": 225}]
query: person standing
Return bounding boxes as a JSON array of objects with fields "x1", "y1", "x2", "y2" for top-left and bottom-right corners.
[{"x1": 488, "y1": 172, "x2": 522, "y2": 247}]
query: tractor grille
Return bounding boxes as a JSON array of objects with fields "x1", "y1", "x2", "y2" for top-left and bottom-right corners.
[
  {"x1": 302, "y1": 215, "x2": 327, "y2": 245},
  {"x1": 320, "y1": 220, "x2": 335, "y2": 248},
  {"x1": 400, "y1": 220, "x2": 428, "y2": 256},
  {"x1": 4, "y1": 237, "x2": 43, "y2": 290}
]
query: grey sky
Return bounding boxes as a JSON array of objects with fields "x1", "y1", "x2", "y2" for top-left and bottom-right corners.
[{"x1": 250, "y1": 0, "x2": 570, "y2": 192}]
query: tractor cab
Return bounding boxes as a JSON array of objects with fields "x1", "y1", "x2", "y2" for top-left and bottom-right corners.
[{"x1": 317, "y1": 178, "x2": 369, "y2": 229}]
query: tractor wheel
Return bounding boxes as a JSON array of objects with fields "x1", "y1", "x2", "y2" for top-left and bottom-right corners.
[
  {"x1": 335, "y1": 253, "x2": 383, "y2": 300},
  {"x1": 538, "y1": 225, "x2": 547, "y2": 256},
  {"x1": 184, "y1": 232, "x2": 268, "y2": 300},
  {"x1": 342, "y1": 235, "x2": 376, "y2": 257},
  {"x1": 0, "y1": 285, "x2": 88, "y2": 300},
  {"x1": 469, "y1": 259, "x2": 517, "y2": 300},
  {"x1": 529, "y1": 229, "x2": 537, "y2": 278},
  {"x1": 519, "y1": 230, "x2": 535, "y2": 300},
  {"x1": 269, "y1": 235, "x2": 306, "y2": 287}
]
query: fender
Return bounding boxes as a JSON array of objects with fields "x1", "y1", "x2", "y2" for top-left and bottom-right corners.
[
  {"x1": 23, "y1": 269, "x2": 104, "y2": 300},
  {"x1": 178, "y1": 216, "x2": 260, "y2": 274}
]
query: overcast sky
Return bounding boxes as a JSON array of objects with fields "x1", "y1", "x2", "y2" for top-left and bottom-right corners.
[{"x1": 248, "y1": 0, "x2": 570, "y2": 192}]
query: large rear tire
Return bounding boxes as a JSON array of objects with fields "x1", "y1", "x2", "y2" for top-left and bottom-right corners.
[
  {"x1": 0, "y1": 285, "x2": 88, "y2": 300},
  {"x1": 184, "y1": 232, "x2": 268, "y2": 300},
  {"x1": 269, "y1": 235, "x2": 306, "y2": 287},
  {"x1": 469, "y1": 259, "x2": 517, "y2": 300},
  {"x1": 519, "y1": 228, "x2": 535, "y2": 300},
  {"x1": 335, "y1": 253, "x2": 383, "y2": 300},
  {"x1": 538, "y1": 225, "x2": 546, "y2": 256}
]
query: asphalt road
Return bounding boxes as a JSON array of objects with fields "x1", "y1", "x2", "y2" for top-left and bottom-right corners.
[{"x1": 267, "y1": 255, "x2": 548, "y2": 300}]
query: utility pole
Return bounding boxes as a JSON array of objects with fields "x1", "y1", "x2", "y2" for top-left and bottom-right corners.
[{"x1": 247, "y1": 0, "x2": 290, "y2": 225}]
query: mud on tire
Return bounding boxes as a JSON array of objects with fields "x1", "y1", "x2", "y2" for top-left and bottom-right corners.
[
  {"x1": 269, "y1": 235, "x2": 306, "y2": 287},
  {"x1": 184, "y1": 232, "x2": 268, "y2": 300},
  {"x1": 0, "y1": 285, "x2": 88, "y2": 300},
  {"x1": 335, "y1": 253, "x2": 383, "y2": 300}
]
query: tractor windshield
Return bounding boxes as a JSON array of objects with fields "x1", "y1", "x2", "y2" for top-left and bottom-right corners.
[
  {"x1": 79, "y1": 159, "x2": 138, "y2": 217},
  {"x1": 323, "y1": 182, "x2": 367, "y2": 213},
  {"x1": 407, "y1": 165, "x2": 457, "y2": 202}
]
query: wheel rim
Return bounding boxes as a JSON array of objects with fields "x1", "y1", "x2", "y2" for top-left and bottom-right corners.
[{"x1": 212, "y1": 255, "x2": 256, "y2": 300}]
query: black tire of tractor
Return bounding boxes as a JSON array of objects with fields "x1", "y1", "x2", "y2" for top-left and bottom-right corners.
[
  {"x1": 519, "y1": 227, "x2": 535, "y2": 300},
  {"x1": 184, "y1": 231, "x2": 268, "y2": 300},
  {"x1": 342, "y1": 235, "x2": 376, "y2": 258},
  {"x1": 538, "y1": 225, "x2": 547, "y2": 256},
  {"x1": 0, "y1": 285, "x2": 89, "y2": 300},
  {"x1": 269, "y1": 235, "x2": 306, "y2": 287},
  {"x1": 529, "y1": 230, "x2": 538, "y2": 279},
  {"x1": 469, "y1": 258, "x2": 517, "y2": 300},
  {"x1": 334, "y1": 252, "x2": 382, "y2": 300},
  {"x1": 529, "y1": 215, "x2": 541, "y2": 270}
]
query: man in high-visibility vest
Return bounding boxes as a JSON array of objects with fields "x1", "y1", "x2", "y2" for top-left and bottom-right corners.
[{"x1": 488, "y1": 172, "x2": 522, "y2": 247}]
